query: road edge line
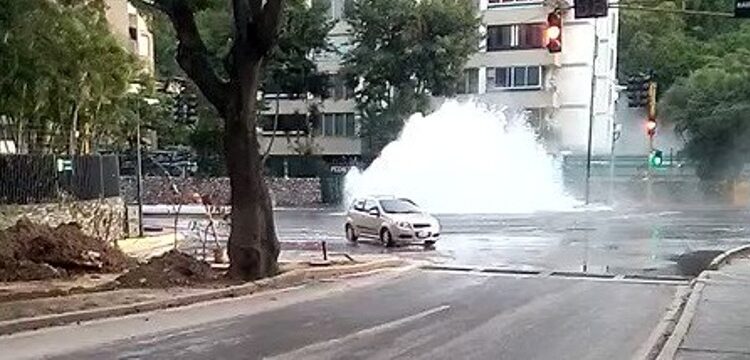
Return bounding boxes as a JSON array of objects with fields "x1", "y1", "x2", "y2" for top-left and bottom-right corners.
[{"x1": 0, "y1": 258, "x2": 406, "y2": 336}]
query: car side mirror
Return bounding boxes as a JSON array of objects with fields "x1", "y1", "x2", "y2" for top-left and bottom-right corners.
[{"x1": 368, "y1": 208, "x2": 380, "y2": 217}]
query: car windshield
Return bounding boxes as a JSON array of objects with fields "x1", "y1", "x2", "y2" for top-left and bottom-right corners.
[{"x1": 379, "y1": 199, "x2": 421, "y2": 214}]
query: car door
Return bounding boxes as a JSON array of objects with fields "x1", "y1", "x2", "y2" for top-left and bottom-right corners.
[
  {"x1": 349, "y1": 198, "x2": 366, "y2": 233},
  {"x1": 360, "y1": 199, "x2": 381, "y2": 236}
]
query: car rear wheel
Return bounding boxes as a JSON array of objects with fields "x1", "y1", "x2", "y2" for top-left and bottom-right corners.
[
  {"x1": 380, "y1": 229, "x2": 394, "y2": 248},
  {"x1": 345, "y1": 224, "x2": 358, "y2": 243}
]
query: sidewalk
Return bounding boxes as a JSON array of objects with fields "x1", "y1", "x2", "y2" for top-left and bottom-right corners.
[
  {"x1": 675, "y1": 253, "x2": 750, "y2": 359},
  {"x1": 117, "y1": 232, "x2": 183, "y2": 261}
]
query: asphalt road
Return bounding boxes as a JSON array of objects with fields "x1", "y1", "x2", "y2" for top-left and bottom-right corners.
[
  {"x1": 145, "y1": 205, "x2": 750, "y2": 276},
  {"x1": 1, "y1": 270, "x2": 678, "y2": 360}
]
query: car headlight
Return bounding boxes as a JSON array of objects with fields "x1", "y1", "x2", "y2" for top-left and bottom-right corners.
[{"x1": 397, "y1": 221, "x2": 411, "y2": 229}]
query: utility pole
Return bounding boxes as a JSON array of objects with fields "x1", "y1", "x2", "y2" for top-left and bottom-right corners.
[
  {"x1": 609, "y1": 121, "x2": 622, "y2": 204},
  {"x1": 584, "y1": 19, "x2": 598, "y2": 205},
  {"x1": 136, "y1": 105, "x2": 144, "y2": 238},
  {"x1": 127, "y1": 87, "x2": 160, "y2": 238}
]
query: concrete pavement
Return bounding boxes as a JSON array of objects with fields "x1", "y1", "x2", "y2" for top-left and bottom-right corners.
[
  {"x1": 0, "y1": 269, "x2": 679, "y2": 360},
  {"x1": 674, "y1": 254, "x2": 750, "y2": 359}
]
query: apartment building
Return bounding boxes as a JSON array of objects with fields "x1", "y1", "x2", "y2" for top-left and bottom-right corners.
[
  {"x1": 104, "y1": 0, "x2": 155, "y2": 72},
  {"x1": 258, "y1": 0, "x2": 361, "y2": 176},
  {"x1": 259, "y1": 0, "x2": 620, "y2": 174},
  {"x1": 460, "y1": 0, "x2": 620, "y2": 154}
]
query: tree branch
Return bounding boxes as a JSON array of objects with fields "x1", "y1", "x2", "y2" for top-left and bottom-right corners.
[
  {"x1": 156, "y1": 0, "x2": 230, "y2": 118},
  {"x1": 130, "y1": 0, "x2": 168, "y2": 14},
  {"x1": 233, "y1": 0, "x2": 252, "y2": 43},
  {"x1": 260, "y1": 0, "x2": 284, "y2": 53}
]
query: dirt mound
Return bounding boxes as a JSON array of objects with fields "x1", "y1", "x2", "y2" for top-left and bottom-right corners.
[
  {"x1": 0, "y1": 218, "x2": 131, "y2": 282},
  {"x1": 115, "y1": 250, "x2": 218, "y2": 288}
]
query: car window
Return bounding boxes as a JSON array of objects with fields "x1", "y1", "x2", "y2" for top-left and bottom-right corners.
[
  {"x1": 380, "y1": 199, "x2": 421, "y2": 214},
  {"x1": 364, "y1": 199, "x2": 378, "y2": 211},
  {"x1": 352, "y1": 199, "x2": 365, "y2": 211}
]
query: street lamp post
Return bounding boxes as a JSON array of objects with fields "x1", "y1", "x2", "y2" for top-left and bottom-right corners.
[
  {"x1": 135, "y1": 105, "x2": 144, "y2": 237},
  {"x1": 128, "y1": 84, "x2": 159, "y2": 238},
  {"x1": 584, "y1": 19, "x2": 599, "y2": 205}
]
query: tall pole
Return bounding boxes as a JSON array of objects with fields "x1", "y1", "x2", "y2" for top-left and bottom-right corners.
[
  {"x1": 609, "y1": 117, "x2": 618, "y2": 205},
  {"x1": 585, "y1": 19, "x2": 599, "y2": 205},
  {"x1": 136, "y1": 105, "x2": 144, "y2": 238}
]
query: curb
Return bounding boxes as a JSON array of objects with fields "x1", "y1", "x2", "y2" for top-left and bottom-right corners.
[
  {"x1": 0, "y1": 258, "x2": 405, "y2": 336},
  {"x1": 708, "y1": 244, "x2": 750, "y2": 270},
  {"x1": 654, "y1": 276, "x2": 707, "y2": 360},
  {"x1": 635, "y1": 285, "x2": 691, "y2": 360}
]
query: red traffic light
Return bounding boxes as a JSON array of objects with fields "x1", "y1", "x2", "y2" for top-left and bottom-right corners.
[
  {"x1": 646, "y1": 118, "x2": 657, "y2": 136},
  {"x1": 546, "y1": 12, "x2": 562, "y2": 53}
]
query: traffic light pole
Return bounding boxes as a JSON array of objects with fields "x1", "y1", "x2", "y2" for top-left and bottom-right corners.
[{"x1": 584, "y1": 20, "x2": 598, "y2": 205}]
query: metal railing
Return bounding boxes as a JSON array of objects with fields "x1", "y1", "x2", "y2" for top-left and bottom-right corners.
[{"x1": 0, "y1": 154, "x2": 120, "y2": 205}]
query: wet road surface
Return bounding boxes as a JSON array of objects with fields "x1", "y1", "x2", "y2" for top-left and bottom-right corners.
[
  {"x1": 146, "y1": 206, "x2": 750, "y2": 276},
  {"x1": 3, "y1": 270, "x2": 678, "y2": 360}
]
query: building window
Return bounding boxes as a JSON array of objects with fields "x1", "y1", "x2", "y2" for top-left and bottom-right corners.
[
  {"x1": 487, "y1": 24, "x2": 545, "y2": 51},
  {"x1": 486, "y1": 66, "x2": 543, "y2": 91},
  {"x1": 138, "y1": 34, "x2": 150, "y2": 57},
  {"x1": 315, "y1": 0, "x2": 351, "y2": 20},
  {"x1": 327, "y1": 75, "x2": 354, "y2": 100},
  {"x1": 488, "y1": 0, "x2": 543, "y2": 7},
  {"x1": 457, "y1": 68, "x2": 479, "y2": 94},
  {"x1": 524, "y1": 108, "x2": 544, "y2": 129},
  {"x1": 321, "y1": 113, "x2": 357, "y2": 137}
]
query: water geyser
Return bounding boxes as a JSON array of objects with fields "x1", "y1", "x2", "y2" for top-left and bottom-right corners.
[{"x1": 344, "y1": 101, "x2": 579, "y2": 214}]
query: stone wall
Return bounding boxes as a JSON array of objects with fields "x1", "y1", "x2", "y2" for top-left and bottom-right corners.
[
  {"x1": 0, "y1": 197, "x2": 125, "y2": 243},
  {"x1": 120, "y1": 176, "x2": 322, "y2": 207}
]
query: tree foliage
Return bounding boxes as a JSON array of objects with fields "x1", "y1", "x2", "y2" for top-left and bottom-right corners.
[
  {"x1": 619, "y1": 0, "x2": 750, "y2": 182},
  {"x1": 0, "y1": 0, "x2": 145, "y2": 153},
  {"x1": 148, "y1": 0, "x2": 332, "y2": 172},
  {"x1": 661, "y1": 51, "x2": 750, "y2": 181},
  {"x1": 344, "y1": 0, "x2": 480, "y2": 158}
]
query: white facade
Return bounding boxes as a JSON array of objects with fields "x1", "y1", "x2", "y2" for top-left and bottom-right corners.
[
  {"x1": 104, "y1": 0, "x2": 155, "y2": 72},
  {"x1": 463, "y1": 0, "x2": 619, "y2": 155}
]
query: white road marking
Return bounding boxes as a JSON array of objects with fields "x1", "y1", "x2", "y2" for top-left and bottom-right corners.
[{"x1": 266, "y1": 304, "x2": 451, "y2": 360}]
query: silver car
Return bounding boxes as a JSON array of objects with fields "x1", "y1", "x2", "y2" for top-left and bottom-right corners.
[{"x1": 345, "y1": 196, "x2": 441, "y2": 247}]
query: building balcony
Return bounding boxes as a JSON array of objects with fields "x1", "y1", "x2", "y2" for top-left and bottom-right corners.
[
  {"x1": 482, "y1": 3, "x2": 547, "y2": 25},
  {"x1": 258, "y1": 133, "x2": 362, "y2": 156},
  {"x1": 466, "y1": 49, "x2": 554, "y2": 68},
  {"x1": 453, "y1": 89, "x2": 555, "y2": 110},
  {"x1": 260, "y1": 97, "x2": 357, "y2": 115}
]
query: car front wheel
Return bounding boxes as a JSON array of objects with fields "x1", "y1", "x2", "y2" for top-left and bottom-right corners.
[{"x1": 380, "y1": 229, "x2": 394, "y2": 248}]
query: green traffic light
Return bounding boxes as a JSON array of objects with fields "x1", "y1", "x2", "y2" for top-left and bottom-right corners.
[{"x1": 649, "y1": 150, "x2": 664, "y2": 167}]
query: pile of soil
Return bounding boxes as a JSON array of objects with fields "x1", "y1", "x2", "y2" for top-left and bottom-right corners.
[
  {"x1": 115, "y1": 250, "x2": 218, "y2": 288},
  {"x1": 0, "y1": 219, "x2": 131, "y2": 282}
]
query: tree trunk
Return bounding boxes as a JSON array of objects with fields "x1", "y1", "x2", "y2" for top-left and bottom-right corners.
[{"x1": 224, "y1": 59, "x2": 280, "y2": 280}]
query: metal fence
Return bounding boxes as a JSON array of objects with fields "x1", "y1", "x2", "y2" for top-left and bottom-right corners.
[{"x1": 0, "y1": 154, "x2": 120, "y2": 205}]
